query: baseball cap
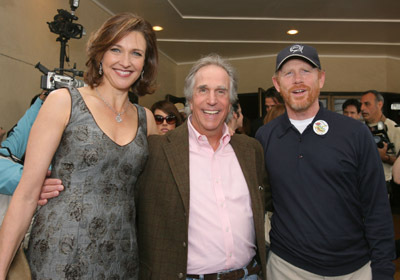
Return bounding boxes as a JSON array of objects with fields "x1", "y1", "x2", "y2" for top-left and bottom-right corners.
[{"x1": 275, "y1": 44, "x2": 321, "y2": 71}]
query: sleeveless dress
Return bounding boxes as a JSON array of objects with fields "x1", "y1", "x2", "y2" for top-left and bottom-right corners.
[{"x1": 27, "y1": 87, "x2": 148, "y2": 280}]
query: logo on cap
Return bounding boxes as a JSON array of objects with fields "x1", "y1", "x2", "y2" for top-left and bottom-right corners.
[{"x1": 289, "y1": 45, "x2": 304, "y2": 54}]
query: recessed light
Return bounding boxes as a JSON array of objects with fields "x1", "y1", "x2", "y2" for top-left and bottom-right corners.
[
  {"x1": 287, "y1": 29, "x2": 299, "y2": 35},
  {"x1": 153, "y1": 26, "x2": 163, "y2": 31}
]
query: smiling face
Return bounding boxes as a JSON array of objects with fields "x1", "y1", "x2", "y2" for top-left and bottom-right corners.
[
  {"x1": 101, "y1": 31, "x2": 146, "y2": 91},
  {"x1": 189, "y1": 65, "x2": 231, "y2": 139},
  {"x1": 273, "y1": 58, "x2": 325, "y2": 119}
]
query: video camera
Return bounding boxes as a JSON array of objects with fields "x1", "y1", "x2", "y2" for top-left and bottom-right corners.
[
  {"x1": 35, "y1": 0, "x2": 85, "y2": 92},
  {"x1": 35, "y1": 62, "x2": 84, "y2": 91},
  {"x1": 369, "y1": 121, "x2": 395, "y2": 154}
]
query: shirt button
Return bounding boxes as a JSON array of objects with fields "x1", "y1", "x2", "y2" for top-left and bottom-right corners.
[
  {"x1": 183, "y1": 242, "x2": 187, "y2": 247},
  {"x1": 178, "y1": 272, "x2": 184, "y2": 278},
  {"x1": 226, "y1": 227, "x2": 229, "y2": 232}
]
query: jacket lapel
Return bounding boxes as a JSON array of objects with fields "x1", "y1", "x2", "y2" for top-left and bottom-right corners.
[
  {"x1": 231, "y1": 136, "x2": 257, "y2": 191},
  {"x1": 163, "y1": 124, "x2": 191, "y2": 215},
  {"x1": 231, "y1": 136, "x2": 263, "y2": 225}
]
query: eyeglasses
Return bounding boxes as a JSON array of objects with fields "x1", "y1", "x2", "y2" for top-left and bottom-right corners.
[{"x1": 154, "y1": 115, "x2": 177, "y2": 125}]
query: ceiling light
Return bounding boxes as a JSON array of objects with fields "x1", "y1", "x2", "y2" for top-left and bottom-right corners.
[
  {"x1": 153, "y1": 26, "x2": 163, "y2": 31},
  {"x1": 287, "y1": 29, "x2": 299, "y2": 35}
]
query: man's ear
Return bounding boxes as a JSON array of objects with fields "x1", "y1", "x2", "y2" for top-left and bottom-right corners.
[
  {"x1": 377, "y1": 100, "x2": 383, "y2": 110},
  {"x1": 318, "y1": 70, "x2": 326, "y2": 89},
  {"x1": 272, "y1": 75, "x2": 281, "y2": 92}
]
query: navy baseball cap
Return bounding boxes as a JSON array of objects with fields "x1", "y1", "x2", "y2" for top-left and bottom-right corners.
[{"x1": 275, "y1": 44, "x2": 321, "y2": 71}]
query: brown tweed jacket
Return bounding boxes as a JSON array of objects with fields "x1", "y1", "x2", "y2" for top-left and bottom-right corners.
[{"x1": 136, "y1": 122, "x2": 270, "y2": 280}]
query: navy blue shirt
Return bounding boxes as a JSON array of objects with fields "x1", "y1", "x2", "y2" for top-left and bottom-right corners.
[{"x1": 256, "y1": 105, "x2": 395, "y2": 278}]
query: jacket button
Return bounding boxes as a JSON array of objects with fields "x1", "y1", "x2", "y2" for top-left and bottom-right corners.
[
  {"x1": 178, "y1": 272, "x2": 184, "y2": 278},
  {"x1": 183, "y1": 242, "x2": 187, "y2": 247}
]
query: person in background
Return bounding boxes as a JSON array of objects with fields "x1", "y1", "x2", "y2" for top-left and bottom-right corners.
[
  {"x1": 136, "y1": 54, "x2": 269, "y2": 279},
  {"x1": 0, "y1": 93, "x2": 45, "y2": 198},
  {"x1": 256, "y1": 43, "x2": 395, "y2": 279},
  {"x1": 342, "y1": 98, "x2": 362, "y2": 121},
  {"x1": 227, "y1": 100, "x2": 244, "y2": 134},
  {"x1": 0, "y1": 92, "x2": 63, "y2": 221},
  {"x1": 250, "y1": 86, "x2": 283, "y2": 137},
  {"x1": 0, "y1": 12, "x2": 158, "y2": 279},
  {"x1": 263, "y1": 103, "x2": 285, "y2": 125},
  {"x1": 150, "y1": 99, "x2": 183, "y2": 135},
  {"x1": 361, "y1": 90, "x2": 400, "y2": 198},
  {"x1": 264, "y1": 86, "x2": 283, "y2": 113}
]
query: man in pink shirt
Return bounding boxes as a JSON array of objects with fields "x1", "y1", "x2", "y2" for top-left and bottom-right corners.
[{"x1": 136, "y1": 54, "x2": 270, "y2": 279}]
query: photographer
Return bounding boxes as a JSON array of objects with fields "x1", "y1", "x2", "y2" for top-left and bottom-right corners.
[
  {"x1": 0, "y1": 92, "x2": 63, "y2": 222},
  {"x1": 361, "y1": 90, "x2": 400, "y2": 194}
]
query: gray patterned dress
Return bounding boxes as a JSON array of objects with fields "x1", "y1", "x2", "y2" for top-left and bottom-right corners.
[{"x1": 26, "y1": 87, "x2": 148, "y2": 280}]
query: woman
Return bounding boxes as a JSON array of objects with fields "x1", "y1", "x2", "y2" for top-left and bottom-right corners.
[
  {"x1": 150, "y1": 100, "x2": 182, "y2": 135},
  {"x1": 0, "y1": 13, "x2": 158, "y2": 279},
  {"x1": 263, "y1": 103, "x2": 285, "y2": 125}
]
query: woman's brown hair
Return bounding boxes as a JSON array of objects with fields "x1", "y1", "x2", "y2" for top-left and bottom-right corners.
[
  {"x1": 263, "y1": 103, "x2": 286, "y2": 125},
  {"x1": 84, "y1": 13, "x2": 158, "y2": 96}
]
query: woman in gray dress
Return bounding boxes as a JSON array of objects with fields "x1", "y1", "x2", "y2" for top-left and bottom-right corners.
[{"x1": 0, "y1": 13, "x2": 158, "y2": 279}]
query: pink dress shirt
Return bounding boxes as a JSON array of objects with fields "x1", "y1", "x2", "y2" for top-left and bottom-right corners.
[{"x1": 186, "y1": 117, "x2": 256, "y2": 274}]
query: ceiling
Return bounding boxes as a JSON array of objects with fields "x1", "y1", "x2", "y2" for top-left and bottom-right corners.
[{"x1": 93, "y1": 0, "x2": 400, "y2": 64}]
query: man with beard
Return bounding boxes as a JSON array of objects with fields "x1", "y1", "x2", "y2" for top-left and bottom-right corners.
[{"x1": 256, "y1": 44, "x2": 395, "y2": 279}]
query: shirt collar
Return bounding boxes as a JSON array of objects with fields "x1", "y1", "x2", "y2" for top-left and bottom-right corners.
[
  {"x1": 277, "y1": 102, "x2": 326, "y2": 137},
  {"x1": 187, "y1": 115, "x2": 231, "y2": 149}
]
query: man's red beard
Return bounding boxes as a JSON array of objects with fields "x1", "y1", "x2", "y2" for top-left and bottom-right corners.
[{"x1": 282, "y1": 85, "x2": 318, "y2": 112}]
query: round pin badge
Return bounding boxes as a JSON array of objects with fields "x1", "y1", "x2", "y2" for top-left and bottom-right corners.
[{"x1": 313, "y1": 120, "x2": 329, "y2": 135}]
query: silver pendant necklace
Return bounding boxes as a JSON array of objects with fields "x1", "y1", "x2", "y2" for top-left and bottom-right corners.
[{"x1": 95, "y1": 87, "x2": 127, "y2": 123}]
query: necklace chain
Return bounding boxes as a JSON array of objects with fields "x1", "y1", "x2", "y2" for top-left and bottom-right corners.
[{"x1": 95, "y1": 87, "x2": 127, "y2": 123}]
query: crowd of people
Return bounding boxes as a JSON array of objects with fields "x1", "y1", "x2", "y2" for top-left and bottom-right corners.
[{"x1": 0, "y1": 12, "x2": 399, "y2": 280}]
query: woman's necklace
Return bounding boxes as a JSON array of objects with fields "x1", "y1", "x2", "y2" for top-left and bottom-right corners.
[{"x1": 95, "y1": 87, "x2": 127, "y2": 123}]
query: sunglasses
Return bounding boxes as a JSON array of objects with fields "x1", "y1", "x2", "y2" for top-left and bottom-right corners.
[{"x1": 154, "y1": 115, "x2": 177, "y2": 125}]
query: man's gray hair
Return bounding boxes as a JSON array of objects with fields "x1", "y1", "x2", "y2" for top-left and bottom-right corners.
[
  {"x1": 362, "y1": 89, "x2": 384, "y2": 105},
  {"x1": 184, "y1": 54, "x2": 238, "y2": 115}
]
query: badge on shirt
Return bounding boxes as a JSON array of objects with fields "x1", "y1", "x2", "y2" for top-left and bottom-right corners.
[{"x1": 313, "y1": 120, "x2": 329, "y2": 135}]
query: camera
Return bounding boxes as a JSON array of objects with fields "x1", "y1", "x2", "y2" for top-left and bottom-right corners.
[
  {"x1": 47, "y1": 0, "x2": 84, "y2": 40},
  {"x1": 35, "y1": 0, "x2": 84, "y2": 92},
  {"x1": 40, "y1": 71, "x2": 84, "y2": 91},
  {"x1": 47, "y1": 9, "x2": 84, "y2": 40},
  {"x1": 35, "y1": 63, "x2": 84, "y2": 92},
  {"x1": 369, "y1": 121, "x2": 395, "y2": 153}
]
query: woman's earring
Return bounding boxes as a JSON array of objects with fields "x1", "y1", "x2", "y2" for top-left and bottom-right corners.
[
  {"x1": 99, "y1": 62, "x2": 103, "y2": 75},
  {"x1": 141, "y1": 70, "x2": 144, "y2": 80}
]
